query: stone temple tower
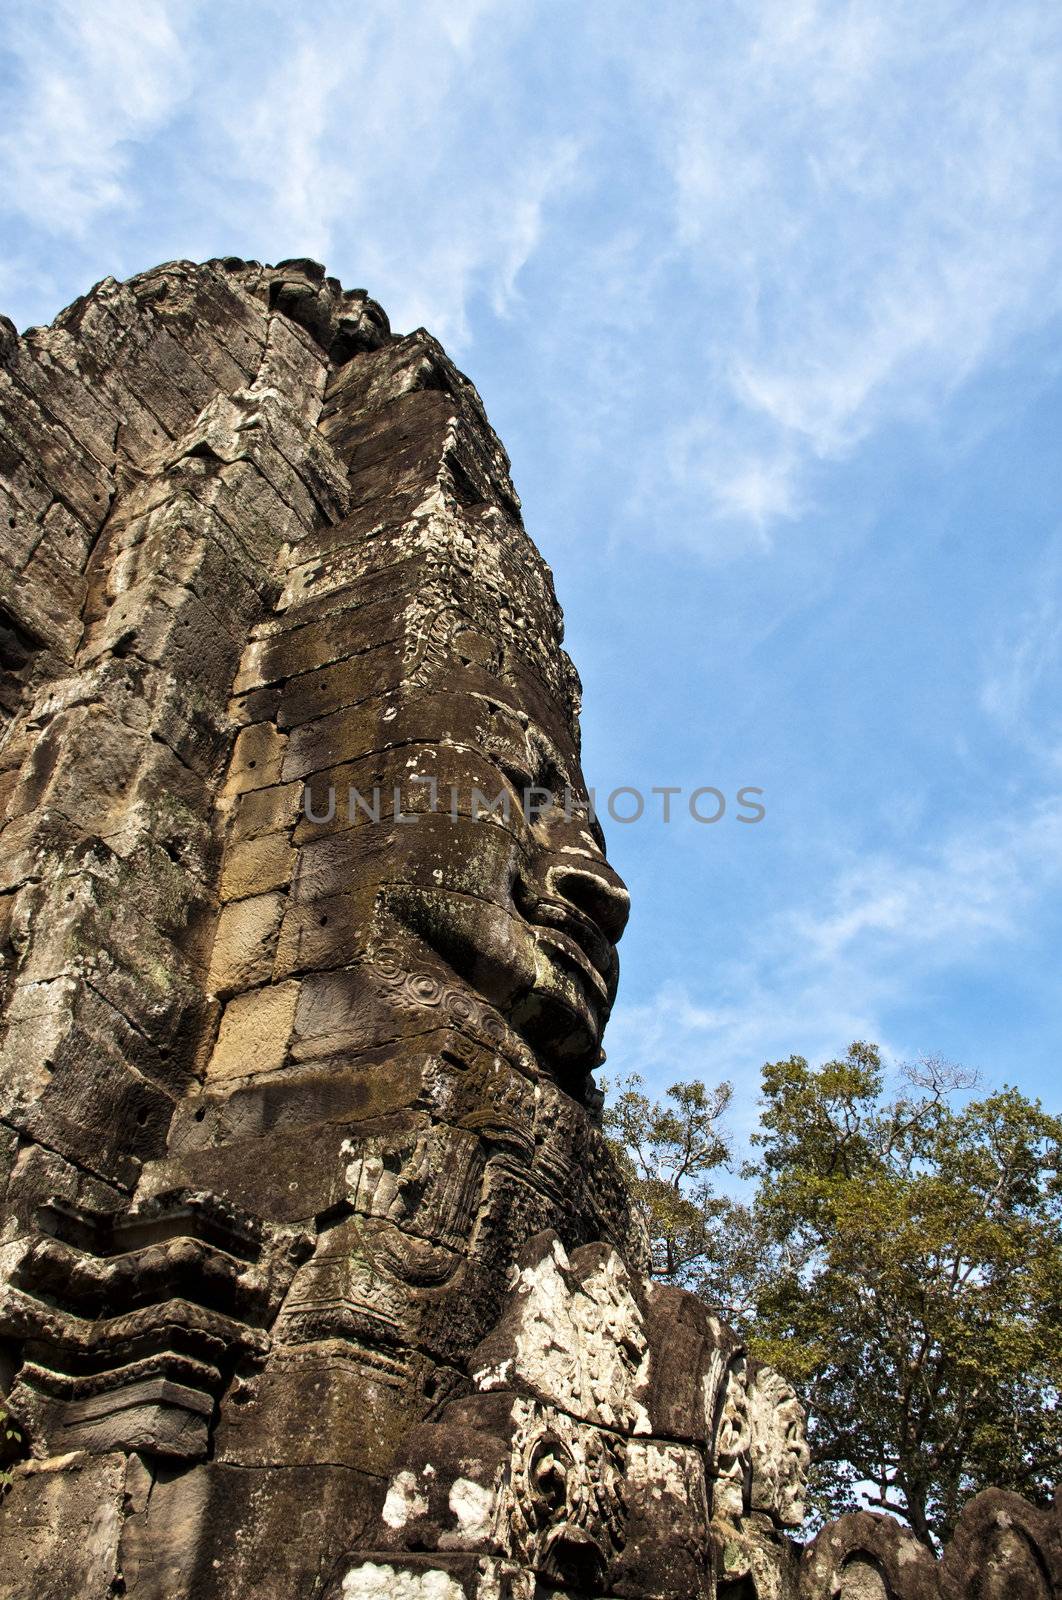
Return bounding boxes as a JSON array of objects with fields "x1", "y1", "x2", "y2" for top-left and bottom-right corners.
[{"x1": 0, "y1": 261, "x2": 1057, "y2": 1600}]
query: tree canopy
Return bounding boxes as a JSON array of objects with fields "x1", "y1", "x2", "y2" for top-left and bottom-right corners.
[
  {"x1": 603, "y1": 1043, "x2": 1062, "y2": 1546},
  {"x1": 603, "y1": 1073, "x2": 732, "y2": 1283}
]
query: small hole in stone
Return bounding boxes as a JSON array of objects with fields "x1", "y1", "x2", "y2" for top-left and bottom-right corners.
[
  {"x1": 158, "y1": 1045, "x2": 170, "y2": 1059},
  {"x1": 136, "y1": 1107, "x2": 149, "y2": 1125},
  {"x1": 93, "y1": 493, "x2": 101, "y2": 502},
  {"x1": 7, "y1": 517, "x2": 14, "y2": 528},
  {"x1": 248, "y1": 759, "x2": 257, "y2": 769},
  {"x1": 319, "y1": 914, "x2": 328, "y2": 926},
  {"x1": 193, "y1": 1106, "x2": 207, "y2": 1122},
  {"x1": 43, "y1": 1058, "x2": 54, "y2": 1074}
]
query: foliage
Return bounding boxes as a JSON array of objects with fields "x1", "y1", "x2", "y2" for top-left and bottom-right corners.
[
  {"x1": 0, "y1": 1405, "x2": 20, "y2": 1490},
  {"x1": 604, "y1": 1044, "x2": 1062, "y2": 1547},
  {"x1": 603, "y1": 1073, "x2": 732, "y2": 1283}
]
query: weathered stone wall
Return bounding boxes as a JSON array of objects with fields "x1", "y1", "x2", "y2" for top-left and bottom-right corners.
[{"x1": 0, "y1": 260, "x2": 1056, "y2": 1599}]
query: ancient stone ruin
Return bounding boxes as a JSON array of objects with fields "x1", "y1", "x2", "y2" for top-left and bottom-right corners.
[{"x1": 0, "y1": 259, "x2": 1058, "y2": 1598}]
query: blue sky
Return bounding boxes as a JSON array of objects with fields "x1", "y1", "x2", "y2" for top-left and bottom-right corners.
[{"x1": 3, "y1": 0, "x2": 1061, "y2": 1137}]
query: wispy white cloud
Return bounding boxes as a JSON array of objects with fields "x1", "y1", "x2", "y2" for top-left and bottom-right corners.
[
  {"x1": 0, "y1": 1, "x2": 578, "y2": 345},
  {"x1": 354, "y1": 133, "x2": 582, "y2": 349},
  {"x1": 218, "y1": 40, "x2": 352, "y2": 265},
  {"x1": 664, "y1": 423, "x2": 801, "y2": 537},
  {"x1": 4, "y1": 0, "x2": 1060, "y2": 536},
  {"x1": 980, "y1": 546, "x2": 1062, "y2": 766},
  {"x1": 186, "y1": 2, "x2": 579, "y2": 350},
  {"x1": 613, "y1": 0, "x2": 1062, "y2": 537},
  {"x1": 788, "y1": 801, "x2": 1062, "y2": 962},
  {"x1": 607, "y1": 792, "x2": 1062, "y2": 1121},
  {"x1": 605, "y1": 974, "x2": 888, "y2": 1145},
  {"x1": 0, "y1": 0, "x2": 197, "y2": 235}
]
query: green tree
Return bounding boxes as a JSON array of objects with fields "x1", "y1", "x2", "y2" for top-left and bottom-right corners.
[
  {"x1": 603, "y1": 1073, "x2": 732, "y2": 1284},
  {"x1": 604, "y1": 1045, "x2": 1062, "y2": 1548}
]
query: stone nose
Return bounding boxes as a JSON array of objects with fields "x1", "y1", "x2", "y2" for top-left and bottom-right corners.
[{"x1": 545, "y1": 858, "x2": 631, "y2": 946}]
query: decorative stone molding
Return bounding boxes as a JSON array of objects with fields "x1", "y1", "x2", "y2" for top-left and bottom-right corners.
[{"x1": 0, "y1": 1187, "x2": 309, "y2": 1460}]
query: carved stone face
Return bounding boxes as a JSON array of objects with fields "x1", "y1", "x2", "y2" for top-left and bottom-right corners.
[
  {"x1": 374, "y1": 664, "x2": 629, "y2": 1091},
  {"x1": 748, "y1": 1367, "x2": 811, "y2": 1527},
  {"x1": 712, "y1": 1356, "x2": 752, "y2": 1521},
  {"x1": 511, "y1": 1410, "x2": 626, "y2": 1593}
]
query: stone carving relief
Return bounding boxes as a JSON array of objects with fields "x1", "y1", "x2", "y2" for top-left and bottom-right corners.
[
  {"x1": 503, "y1": 1397, "x2": 627, "y2": 1591},
  {"x1": 713, "y1": 1354, "x2": 754, "y2": 1522},
  {"x1": 836, "y1": 1560, "x2": 892, "y2": 1600},
  {"x1": 472, "y1": 1232, "x2": 652, "y2": 1434},
  {"x1": 360, "y1": 681, "x2": 629, "y2": 1100},
  {"x1": 749, "y1": 1363, "x2": 811, "y2": 1528},
  {"x1": 355, "y1": 1234, "x2": 717, "y2": 1600},
  {"x1": 800, "y1": 1511, "x2": 941, "y2": 1600},
  {"x1": 938, "y1": 1489, "x2": 1062, "y2": 1600}
]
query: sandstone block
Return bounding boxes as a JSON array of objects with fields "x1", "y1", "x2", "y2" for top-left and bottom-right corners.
[
  {"x1": 220, "y1": 829, "x2": 296, "y2": 900},
  {"x1": 209, "y1": 890, "x2": 287, "y2": 995},
  {"x1": 205, "y1": 979, "x2": 300, "y2": 1081}
]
